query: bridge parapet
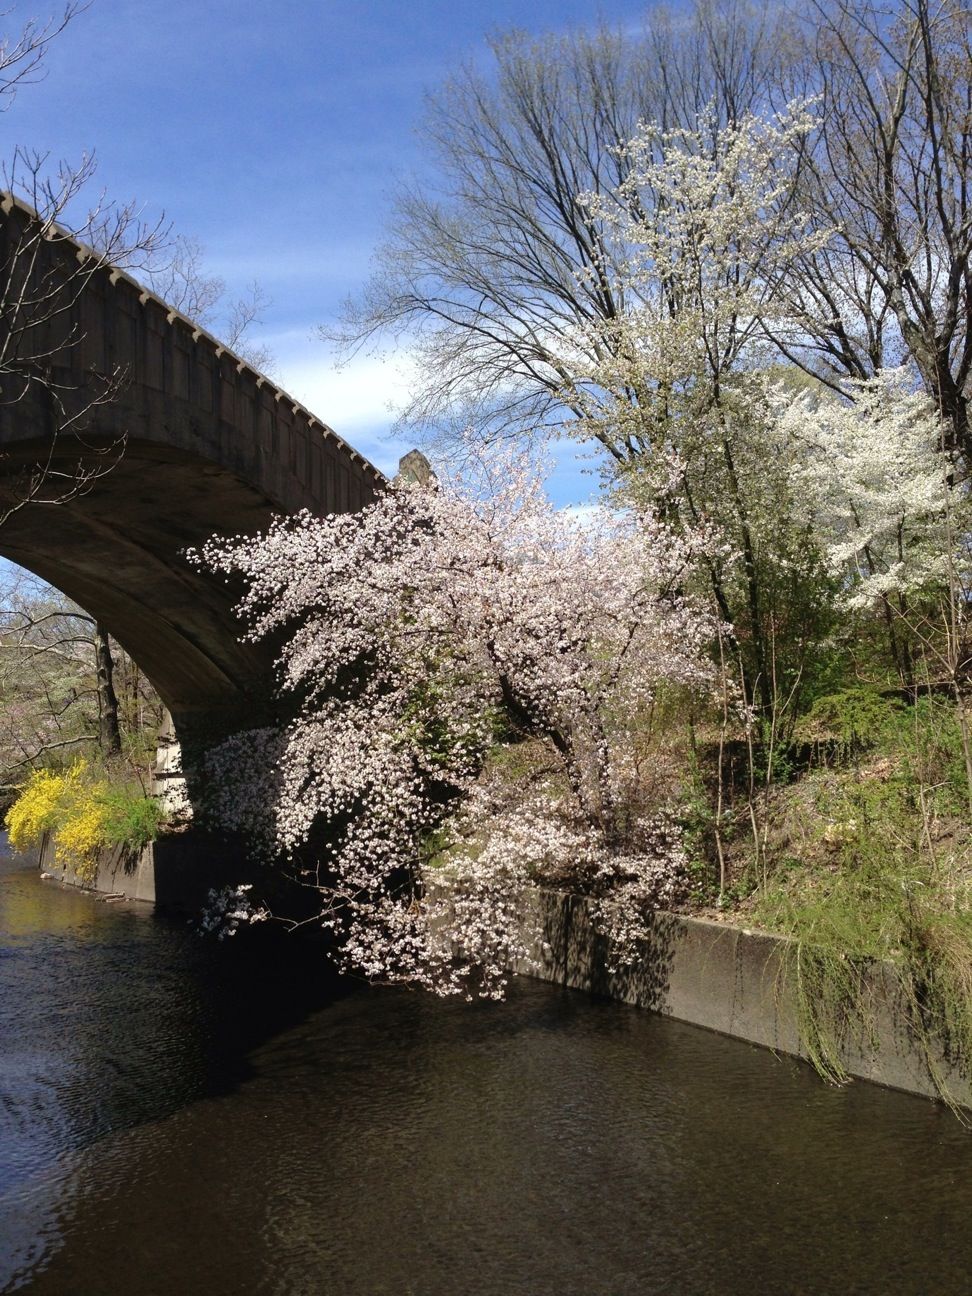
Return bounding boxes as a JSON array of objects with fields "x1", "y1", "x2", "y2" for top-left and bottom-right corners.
[{"x1": 0, "y1": 191, "x2": 383, "y2": 517}]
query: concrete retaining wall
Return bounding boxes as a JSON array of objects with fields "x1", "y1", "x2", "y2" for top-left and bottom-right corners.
[
  {"x1": 39, "y1": 831, "x2": 156, "y2": 901},
  {"x1": 40, "y1": 848, "x2": 971, "y2": 1107},
  {"x1": 38, "y1": 829, "x2": 262, "y2": 912},
  {"x1": 514, "y1": 888, "x2": 972, "y2": 1108}
]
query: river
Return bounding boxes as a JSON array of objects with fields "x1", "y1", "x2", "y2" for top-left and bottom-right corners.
[{"x1": 2, "y1": 849, "x2": 972, "y2": 1295}]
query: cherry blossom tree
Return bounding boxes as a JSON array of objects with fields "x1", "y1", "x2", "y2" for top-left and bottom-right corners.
[
  {"x1": 192, "y1": 445, "x2": 718, "y2": 996},
  {"x1": 563, "y1": 101, "x2": 823, "y2": 453},
  {"x1": 768, "y1": 364, "x2": 972, "y2": 806},
  {"x1": 327, "y1": 8, "x2": 794, "y2": 453}
]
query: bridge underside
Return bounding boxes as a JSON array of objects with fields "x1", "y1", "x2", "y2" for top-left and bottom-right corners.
[
  {"x1": 0, "y1": 437, "x2": 283, "y2": 738},
  {"x1": 0, "y1": 432, "x2": 344, "y2": 909}
]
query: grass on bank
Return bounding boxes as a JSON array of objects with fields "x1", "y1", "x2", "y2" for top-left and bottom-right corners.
[{"x1": 709, "y1": 688, "x2": 972, "y2": 1107}]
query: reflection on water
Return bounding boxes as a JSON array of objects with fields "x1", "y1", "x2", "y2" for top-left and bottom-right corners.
[{"x1": 2, "y1": 850, "x2": 972, "y2": 1295}]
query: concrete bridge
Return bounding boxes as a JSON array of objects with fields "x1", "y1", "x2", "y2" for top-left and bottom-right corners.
[{"x1": 0, "y1": 196, "x2": 384, "y2": 901}]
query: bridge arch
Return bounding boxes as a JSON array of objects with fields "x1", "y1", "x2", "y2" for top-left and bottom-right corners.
[{"x1": 0, "y1": 197, "x2": 384, "y2": 805}]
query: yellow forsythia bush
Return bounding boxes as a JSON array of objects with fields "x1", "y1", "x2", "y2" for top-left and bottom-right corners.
[
  {"x1": 53, "y1": 794, "x2": 112, "y2": 873},
  {"x1": 5, "y1": 761, "x2": 162, "y2": 883},
  {"x1": 6, "y1": 766, "x2": 71, "y2": 854}
]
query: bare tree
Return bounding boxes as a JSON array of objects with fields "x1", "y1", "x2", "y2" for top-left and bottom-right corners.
[
  {"x1": 0, "y1": 3, "x2": 83, "y2": 106},
  {"x1": 0, "y1": 569, "x2": 97, "y2": 779},
  {"x1": 0, "y1": 2, "x2": 168, "y2": 525},
  {"x1": 0, "y1": 172, "x2": 166, "y2": 524},
  {"x1": 334, "y1": 0, "x2": 969, "y2": 473},
  {"x1": 0, "y1": 569, "x2": 162, "y2": 784},
  {"x1": 0, "y1": 7, "x2": 169, "y2": 785},
  {"x1": 144, "y1": 233, "x2": 276, "y2": 374},
  {"x1": 327, "y1": 6, "x2": 792, "y2": 455},
  {"x1": 773, "y1": 0, "x2": 972, "y2": 459},
  {"x1": 0, "y1": 7, "x2": 274, "y2": 532}
]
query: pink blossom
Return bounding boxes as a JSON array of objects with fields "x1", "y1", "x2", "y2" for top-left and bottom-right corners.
[{"x1": 191, "y1": 443, "x2": 716, "y2": 994}]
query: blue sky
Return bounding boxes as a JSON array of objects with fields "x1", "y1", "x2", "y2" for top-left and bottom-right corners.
[{"x1": 1, "y1": 0, "x2": 650, "y2": 504}]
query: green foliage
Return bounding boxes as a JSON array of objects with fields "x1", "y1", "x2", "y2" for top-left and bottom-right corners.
[
  {"x1": 484, "y1": 735, "x2": 560, "y2": 787},
  {"x1": 793, "y1": 686, "x2": 902, "y2": 761},
  {"x1": 98, "y1": 783, "x2": 165, "y2": 852},
  {"x1": 756, "y1": 848, "x2": 972, "y2": 1107},
  {"x1": 750, "y1": 694, "x2": 972, "y2": 1106},
  {"x1": 398, "y1": 663, "x2": 500, "y2": 779},
  {"x1": 755, "y1": 695, "x2": 970, "y2": 882},
  {"x1": 888, "y1": 696, "x2": 971, "y2": 816},
  {"x1": 674, "y1": 763, "x2": 723, "y2": 902},
  {"x1": 613, "y1": 391, "x2": 842, "y2": 722},
  {"x1": 5, "y1": 760, "x2": 164, "y2": 882}
]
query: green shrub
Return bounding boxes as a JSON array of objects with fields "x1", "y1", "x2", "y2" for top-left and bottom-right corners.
[
  {"x1": 754, "y1": 781, "x2": 972, "y2": 1109},
  {"x1": 99, "y1": 784, "x2": 165, "y2": 852},
  {"x1": 5, "y1": 760, "x2": 164, "y2": 882},
  {"x1": 793, "y1": 686, "x2": 902, "y2": 761}
]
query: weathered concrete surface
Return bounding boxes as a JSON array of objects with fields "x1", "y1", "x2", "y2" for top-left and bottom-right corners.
[
  {"x1": 0, "y1": 196, "x2": 383, "y2": 758},
  {"x1": 38, "y1": 831, "x2": 156, "y2": 902},
  {"x1": 38, "y1": 828, "x2": 267, "y2": 912},
  {"x1": 40, "y1": 846, "x2": 972, "y2": 1105},
  {"x1": 515, "y1": 888, "x2": 972, "y2": 1108}
]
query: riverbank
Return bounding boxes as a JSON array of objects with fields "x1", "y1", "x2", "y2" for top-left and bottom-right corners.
[
  {"x1": 36, "y1": 827, "x2": 265, "y2": 911},
  {"x1": 9, "y1": 851, "x2": 972, "y2": 1295},
  {"x1": 33, "y1": 841, "x2": 972, "y2": 1109},
  {"x1": 513, "y1": 887, "x2": 972, "y2": 1109}
]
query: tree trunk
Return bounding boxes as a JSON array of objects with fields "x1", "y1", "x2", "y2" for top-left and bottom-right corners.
[{"x1": 94, "y1": 623, "x2": 122, "y2": 757}]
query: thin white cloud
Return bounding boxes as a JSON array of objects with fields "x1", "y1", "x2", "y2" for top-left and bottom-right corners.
[
  {"x1": 276, "y1": 349, "x2": 417, "y2": 433},
  {"x1": 264, "y1": 342, "x2": 419, "y2": 476}
]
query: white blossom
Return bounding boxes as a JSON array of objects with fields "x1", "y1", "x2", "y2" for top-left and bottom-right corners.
[
  {"x1": 768, "y1": 367, "x2": 960, "y2": 609},
  {"x1": 190, "y1": 442, "x2": 715, "y2": 995},
  {"x1": 197, "y1": 884, "x2": 269, "y2": 940},
  {"x1": 556, "y1": 101, "x2": 825, "y2": 454}
]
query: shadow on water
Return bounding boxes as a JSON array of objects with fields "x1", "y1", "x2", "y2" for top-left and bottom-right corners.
[
  {"x1": 0, "y1": 855, "x2": 357, "y2": 1204},
  {"x1": 0, "y1": 852, "x2": 354, "y2": 1139}
]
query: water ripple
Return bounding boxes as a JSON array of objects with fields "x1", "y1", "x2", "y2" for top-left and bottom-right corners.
[{"x1": 1, "y1": 855, "x2": 972, "y2": 1295}]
